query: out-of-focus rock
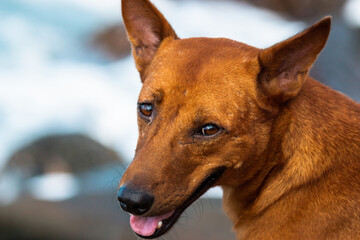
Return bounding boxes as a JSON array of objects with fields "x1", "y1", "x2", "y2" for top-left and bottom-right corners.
[
  {"x1": 90, "y1": 24, "x2": 131, "y2": 60},
  {"x1": 5, "y1": 134, "x2": 123, "y2": 178}
]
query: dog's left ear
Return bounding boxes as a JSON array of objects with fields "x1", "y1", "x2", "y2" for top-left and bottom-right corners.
[
  {"x1": 258, "y1": 17, "x2": 331, "y2": 103},
  {"x1": 122, "y1": 0, "x2": 178, "y2": 80}
]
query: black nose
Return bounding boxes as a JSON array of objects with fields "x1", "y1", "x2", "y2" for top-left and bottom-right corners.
[{"x1": 117, "y1": 186, "x2": 154, "y2": 215}]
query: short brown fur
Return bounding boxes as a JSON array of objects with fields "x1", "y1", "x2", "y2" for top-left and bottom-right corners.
[{"x1": 119, "y1": 0, "x2": 360, "y2": 239}]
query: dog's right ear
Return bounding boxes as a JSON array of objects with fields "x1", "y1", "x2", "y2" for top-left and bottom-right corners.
[
  {"x1": 258, "y1": 17, "x2": 331, "y2": 105},
  {"x1": 122, "y1": 0, "x2": 178, "y2": 80}
]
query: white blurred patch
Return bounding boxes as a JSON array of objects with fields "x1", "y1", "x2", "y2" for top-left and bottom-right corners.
[
  {"x1": 17, "y1": 0, "x2": 121, "y2": 20},
  {"x1": 26, "y1": 173, "x2": 79, "y2": 201},
  {"x1": 154, "y1": 0, "x2": 304, "y2": 48},
  {"x1": 202, "y1": 186, "x2": 223, "y2": 199},
  {"x1": 343, "y1": 0, "x2": 360, "y2": 27}
]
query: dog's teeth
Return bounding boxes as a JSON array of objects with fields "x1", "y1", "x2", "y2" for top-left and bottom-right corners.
[{"x1": 157, "y1": 221, "x2": 162, "y2": 229}]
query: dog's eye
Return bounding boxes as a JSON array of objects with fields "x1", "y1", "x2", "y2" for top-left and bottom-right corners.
[
  {"x1": 197, "y1": 124, "x2": 220, "y2": 137},
  {"x1": 139, "y1": 103, "x2": 153, "y2": 118}
]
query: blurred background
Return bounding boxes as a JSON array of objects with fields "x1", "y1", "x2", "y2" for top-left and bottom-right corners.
[{"x1": 0, "y1": 0, "x2": 359, "y2": 239}]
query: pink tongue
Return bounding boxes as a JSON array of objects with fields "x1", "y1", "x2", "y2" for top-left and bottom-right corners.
[{"x1": 130, "y1": 211, "x2": 174, "y2": 237}]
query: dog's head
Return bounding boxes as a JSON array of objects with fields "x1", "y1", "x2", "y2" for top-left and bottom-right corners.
[{"x1": 118, "y1": 0, "x2": 331, "y2": 238}]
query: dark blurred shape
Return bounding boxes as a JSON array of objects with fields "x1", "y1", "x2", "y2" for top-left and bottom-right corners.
[
  {"x1": 234, "y1": 0, "x2": 346, "y2": 21},
  {"x1": 90, "y1": 24, "x2": 131, "y2": 60},
  {"x1": 0, "y1": 134, "x2": 129, "y2": 239},
  {"x1": 5, "y1": 133, "x2": 123, "y2": 177}
]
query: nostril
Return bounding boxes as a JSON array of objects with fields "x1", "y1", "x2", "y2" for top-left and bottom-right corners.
[
  {"x1": 135, "y1": 207, "x2": 148, "y2": 215},
  {"x1": 117, "y1": 186, "x2": 154, "y2": 215}
]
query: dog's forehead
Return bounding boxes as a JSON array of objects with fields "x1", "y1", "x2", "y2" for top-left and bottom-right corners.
[{"x1": 141, "y1": 38, "x2": 260, "y2": 99}]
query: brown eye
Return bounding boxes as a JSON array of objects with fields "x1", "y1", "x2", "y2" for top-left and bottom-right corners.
[
  {"x1": 198, "y1": 124, "x2": 220, "y2": 136},
  {"x1": 139, "y1": 103, "x2": 153, "y2": 118}
]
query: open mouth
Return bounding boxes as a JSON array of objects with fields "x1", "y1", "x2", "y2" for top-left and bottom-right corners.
[{"x1": 129, "y1": 167, "x2": 226, "y2": 239}]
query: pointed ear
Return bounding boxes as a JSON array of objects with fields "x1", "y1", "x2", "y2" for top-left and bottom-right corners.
[
  {"x1": 122, "y1": 0, "x2": 178, "y2": 80},
  {"x1": 258, "y1": 17, "x2": 331, "y2": 104}
]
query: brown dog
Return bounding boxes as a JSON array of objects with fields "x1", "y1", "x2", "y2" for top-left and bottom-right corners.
[{"x1": 117, "y1": 0, "x2": 360, "y2": 239}]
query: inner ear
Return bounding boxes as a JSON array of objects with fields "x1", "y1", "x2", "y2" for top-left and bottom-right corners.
[
  {"x1": 258, "y1": 17, "x2": 331, "y2": 104},
  {"x1": 122, "y1": 0, "x2": 178, "y2": 79}
]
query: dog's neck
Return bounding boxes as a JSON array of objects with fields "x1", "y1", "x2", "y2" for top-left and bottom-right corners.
[{"x1": 222, "y1": 77, "x2": 360, "y2": 224}]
